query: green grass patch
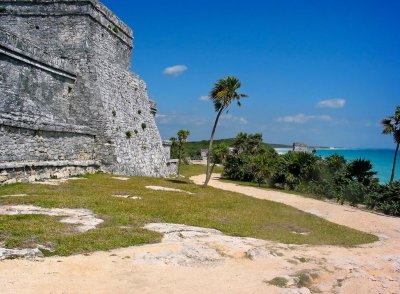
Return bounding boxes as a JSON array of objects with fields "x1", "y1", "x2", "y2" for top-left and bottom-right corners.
[
  {"x1": 0, "y1": 173, "x2": 377, "y2": 256},
  {"x1": 296, "y1": 272, "x2": 313, "y2": 288},
  {"x1": 180, "y1": 164, "x2": 223, "y2": 178},
  {"x1": 267, "y1": 277, "x2": 288, "y2": 287}
]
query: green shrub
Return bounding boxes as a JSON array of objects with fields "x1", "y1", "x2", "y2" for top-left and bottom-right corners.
[
  {"x1": 141, "y1": 123, "x2": 147, "y2": 130},
  {"x1": 366, "y1": 181, "x2": 400, "y2": 216},
  {"x1": 325, "y1": 154, "x2": 347, "y2": 175},
  {"x1": 223, "y1": 154, "x2": 252, "y2": 181},
  {"x1": 271, "y1": 152, "x2": 321, "y2": 190},
  {"x1": 305, "y1": 179, "x2": 337, "y2": 199},
  {"x1": 346, "y1": 158, "x2": 377, "y2": 185},
  {"x1": 267, "y1": 277, "x2": 288, "y2": 287},
  {"x1": 336, "y1": 178, "x2": 367, "y2": 206},
  {"x1": 125, "y1": 131, "x2": 132, "y2": 139},
  {"x1": 0, "y1": 7, "x2": 7, "y2": 13}
]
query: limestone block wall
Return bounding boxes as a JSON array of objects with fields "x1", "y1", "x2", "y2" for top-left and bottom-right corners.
[
  {"x1": 94, "y1": 66, "x2": 170, "y2": 176},
  {"x1": 0, "y1": 50, "x2": 75, "y2": 123},
  {"x1": 0, "y1": 122, "x2": 95, "y2": 163},
  {"x1": 0, "y1": 0, "x2": 132, "y2": 68},
  {"x1": 0, "y1": 24, "x2": 99, "y2": 183},
  {"x1": 0, "y1": 0, "x2": 176, "y2": 182}
]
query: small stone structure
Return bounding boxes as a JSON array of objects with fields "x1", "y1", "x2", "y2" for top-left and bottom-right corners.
[
  {"x1": 200, "y1": 149, "x2": 208, "y2": 161},
  {"x1": 292, "y1": 142, "x2": 308, "y2": 153},
  {"x1": 0, "y1": 0, "x2": 176, "y2": 184}
]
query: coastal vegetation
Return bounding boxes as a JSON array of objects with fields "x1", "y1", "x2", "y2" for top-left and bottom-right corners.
[
  {"x1": 173, "y1": 138, "x2": 287, "y2": 160},
  {"x1": 219, "y1": 132, "x2": 400, "y2": 216},
  {"x1": 381, "y1": 105, "x2": 400, "y2": 183},
  {"x1": 0, "y1": 172, "x2": 377, "y2": 256},
  {"x1": 204, "y1": 76, "x2": 247, "y2": 187}
]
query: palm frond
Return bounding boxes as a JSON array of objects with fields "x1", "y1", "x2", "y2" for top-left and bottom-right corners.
[
  {"x1": 383, "y1": 125, "x2": 394, "y2": 134},
  {"x1": 208, "y1": 76, "x2": 248, "y2": 113},
  {"x1": 394, "y1": 106, "x2": 400, "y2": 122}
]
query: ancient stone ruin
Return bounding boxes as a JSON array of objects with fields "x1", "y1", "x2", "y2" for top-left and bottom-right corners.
[{"x1": 0, "y1": 0, "x2": 176, "y2": 184}]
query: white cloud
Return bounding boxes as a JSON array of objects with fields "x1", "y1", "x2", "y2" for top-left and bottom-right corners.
[
  {"x1": 199, "y1": 95, "x2": 209, "y2": 101},
  {"x1": 221, "y1": 114, "x2": 248, "y2": 125},
  {"x1": 156, "y1": 113, "x2": 207, "y2": 126},
  {"x1": 277, "y1": 113, "x2": 331, "y2": 124},
  {"x1": 317, "y1": 98, "x2": 346, "y2": 108},
  {"x1": 162, "y1": 65, "x2": 188, "y2": 77}
]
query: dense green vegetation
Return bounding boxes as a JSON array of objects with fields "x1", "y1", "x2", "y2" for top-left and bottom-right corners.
[
  {"x1": 222, "y1": 132, "x2": 400, "y2": 216},
  {"x1": 174, "y1": 138, "x2": 285, "y2": 160},
  {"x1": 0, "y1": 171, "x2": 377, "y2": 256}
]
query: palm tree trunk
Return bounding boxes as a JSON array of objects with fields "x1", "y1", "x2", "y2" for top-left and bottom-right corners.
[
  {"x1": 204, "y1": 107, "x2": 224, "y2": 186},
  {"x1": 390, "y1": 142, "x2": 399, "y2": 183},
  {"x1": 210, "y1": 162, "x2": 216, "y2": 177},
  {"x1": 178, "y1": 146, "x2": 182, "y2": 177}
]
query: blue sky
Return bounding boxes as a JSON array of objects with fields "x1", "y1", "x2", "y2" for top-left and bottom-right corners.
[{"x1": 102, "y1": 0, "x2": 399, "y2": 148}]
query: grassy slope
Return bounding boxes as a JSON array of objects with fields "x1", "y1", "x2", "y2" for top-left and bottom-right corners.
[
  {"x1": 180, "y1": 164, "x2": 223, "y2": 178},
  {"x1": 0, "y1": 168, "x2": 377, "y2": 256}
]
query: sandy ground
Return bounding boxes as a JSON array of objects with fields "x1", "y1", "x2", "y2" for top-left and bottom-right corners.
[{"x1": 0, "y1": 174, "x2": 399, "y2": 293}]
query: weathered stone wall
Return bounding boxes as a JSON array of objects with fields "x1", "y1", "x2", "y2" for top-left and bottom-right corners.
[
  {"x1": 0, "y1": 124, "x2": 95, "y2": 162},
  {"x1": 0, "y1": 0, "x2": 131, "y2": 67},
  {"x1": 0, "y1": 163, "x2": 99, "y2": 185},
  {"x1": 0, "y1": 45, "x2": 75, "y2": 123},
  {"x1": 0, "y1": 0, "x2": 176, "y2": 183},
  {"x1": 93, "y1": 64, "x2": 170, "y2": 176}
]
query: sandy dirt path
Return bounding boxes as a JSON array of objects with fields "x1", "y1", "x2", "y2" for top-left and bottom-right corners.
[{"x1": 0, "y1": 174, "x2": 399, "y2": 294}]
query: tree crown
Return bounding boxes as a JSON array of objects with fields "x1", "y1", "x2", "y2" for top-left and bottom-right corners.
[
  {"x1": 382, "y1": 106, "x2": 400, "y2": 143},
  {"x1": 209, "y1": 76, "x2": 247, "y2": 112}
]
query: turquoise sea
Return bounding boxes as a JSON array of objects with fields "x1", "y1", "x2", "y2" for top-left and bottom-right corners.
[
  {"x1": 316, "y1": 149, "x2": 399, "y2": 184},
  {"x1": 274, "y1": 148, "x2": 399, "y2": 183}
]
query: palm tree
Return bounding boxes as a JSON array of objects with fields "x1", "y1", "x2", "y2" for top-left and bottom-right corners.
[
  {"x1": 210, "y1": 143, "x2": 229, "y2": 175},
  {"x1": 382, "y1": 106, "x2": 400, "y2": 183},
  {"x1": 346, "y1": 158, "x2": 377, "y2": 185},
  {"x1": 203, "y1": 76, "x2": 247, "y2": 186},
  {"x1": 169, "y1": 136, "x2": 178, "y2": 159},
  {"x1": 177, "y1": 130, "x2": 190, "y2": 177}
]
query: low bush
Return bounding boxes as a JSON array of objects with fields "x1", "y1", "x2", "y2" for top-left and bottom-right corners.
[
  {"x1": 223, "y1": 132, "x2": 277, "y2": 184},
  {"x1": 271, "y1": 152, "x2": 321, "y2": 190},
  {"x1": 366, "y1": 181, "x2": 400, "y2": 216}
]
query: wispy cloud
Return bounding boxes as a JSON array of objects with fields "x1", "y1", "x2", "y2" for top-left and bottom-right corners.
[
  {"x1": 277, "y1": 113, "x2": 331, "y2": 124},
  {"x1": 162, "y1": 65, "x2": 188, "y2": 77},
  {"x1": 156, "y1": 113, "x2": 207, "y2": 126},
  {"x1": 221, "y1": 114, "x2": 248, "y2": 125},
  {"x1": 317, "y1": 98, "x2": 346, "y2": 108},
  {"x1": 199, "y1": 95, "x2": 209, "y2": 101}
]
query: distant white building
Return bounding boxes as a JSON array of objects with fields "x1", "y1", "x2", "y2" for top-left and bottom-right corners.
[{"x1": 200, "y1": 149, "x2": 208, "y2": 161}]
